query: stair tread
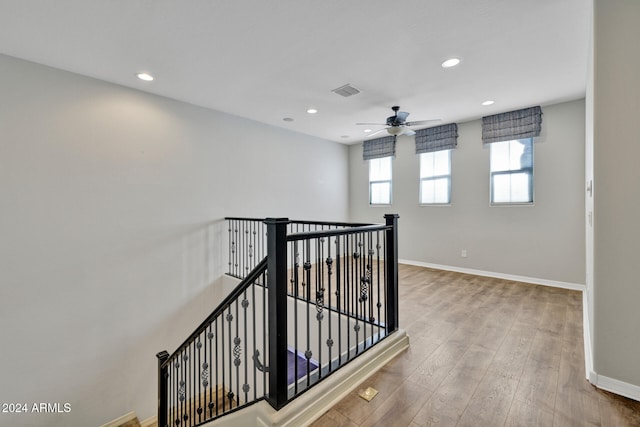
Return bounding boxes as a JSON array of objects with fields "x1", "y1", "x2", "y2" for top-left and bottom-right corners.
[{"x1": 117, "y1": 418, "x2": 141, "y2": 427}]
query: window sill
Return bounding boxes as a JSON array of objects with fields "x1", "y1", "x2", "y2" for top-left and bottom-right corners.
[{"x1": 490, "y1": 202, "x2": 534, "y2": 207}]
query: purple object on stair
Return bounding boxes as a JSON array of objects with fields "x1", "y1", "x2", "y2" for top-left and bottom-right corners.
[{"x1": 287, "y1": 348, "x2": 318, "y2": 385}]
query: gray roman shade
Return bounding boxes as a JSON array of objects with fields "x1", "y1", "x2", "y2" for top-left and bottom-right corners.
[
  {"x1": 362, "y1": 135, "x2": 396, "y2": 160},
  {"x1": 415, "y1": 123, "x2": 458, "y2": 154},
  {"x1": 482, "y1": 106, "x2": 542, "y2": 144}
]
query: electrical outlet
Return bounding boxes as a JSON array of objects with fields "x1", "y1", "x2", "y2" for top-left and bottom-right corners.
[{"x1": 461, "y1": 249, "x2": 468, "y2": 258}]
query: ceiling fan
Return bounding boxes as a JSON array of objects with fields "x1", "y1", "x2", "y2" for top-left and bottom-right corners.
[{"x1": 356, "y1": 106, "x2": 441, "y2": 137}]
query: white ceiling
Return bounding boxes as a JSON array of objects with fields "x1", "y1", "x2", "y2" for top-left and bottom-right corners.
[{"x1": 0, "y1": 0, "x2": 590, "y2": 144}]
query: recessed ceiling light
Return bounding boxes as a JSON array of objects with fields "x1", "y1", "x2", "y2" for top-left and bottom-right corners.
[
  {"x1": 306, "y1": 108, "x2": 318, "y2": 114},
  {"x1": 441, "y1": 58, "x2": 460, "y2": 68},
  {"x1": 482, "y1": 100, "x2": 495, "y2": 106},
  {"x1": 282, "y1": 117, "x2": 294, "y2": 122},
  {"x1": 136, "y1": 72, "x2": 154, "y2": 81},
  {"x1": 364, "y1": 129, "x2": 372, "y2": 133}
]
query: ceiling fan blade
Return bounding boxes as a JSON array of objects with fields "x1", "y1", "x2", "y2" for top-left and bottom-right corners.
[
  {"x1": 405, "y1": 119, "x2": 442, "y2": 127},
  {"x1": 366, "y1": 128, "x2": 388, "y2": 138},
  {"x1": 402, "y1": 128, "x2": 416, "y2": 136},
  {"x1": 396, "y1": 111, "x2": 410, "y2": 122},
  {"x1": 356, "y1": 122, "x2": 387, "y2": 126}
]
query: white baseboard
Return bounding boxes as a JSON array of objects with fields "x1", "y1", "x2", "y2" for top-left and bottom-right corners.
[
  {"x1": 582, "y1": 290, "x2": 594, "y2": 381},
  {"x1": 98, "y1": 411, "x2": 137, "y2": 427},
  {"x1": 399, "y1": 259, "x2": 585, "y2": 291},
  {"x1": 140, "y1": 416, "x2": 157, "y2": 427},
  {"x1": 591, "y1": 373, "x2": 640, "y2": 402},
  {"x1": 584, "y1": 290, "x2": 640, "y2": 402}
]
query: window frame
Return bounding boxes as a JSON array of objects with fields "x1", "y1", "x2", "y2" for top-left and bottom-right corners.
[
  {"x1": 489, "y1": 138, "x2": 534, "y2": 206},
  {"x1": 419, "y1": 149, "x2": 452, "y2": 205},
  {"x1": 368, "y1": 156, "x2": 392, "y2": 205}
]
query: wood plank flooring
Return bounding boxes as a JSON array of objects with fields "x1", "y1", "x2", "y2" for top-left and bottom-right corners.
[{"x1": 311, "y1": 264, "x2": 640, "y2": 427}]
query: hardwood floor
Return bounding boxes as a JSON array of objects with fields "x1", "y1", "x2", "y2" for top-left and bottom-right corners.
[{"x1": 311, "y1": 264, "x2": 640, "y2": 427}]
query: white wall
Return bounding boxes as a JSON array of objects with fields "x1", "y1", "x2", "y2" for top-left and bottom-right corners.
[
  {"x1": 592, "y1": 0, "x2": 640, "y2": 394},
  {"x1": 349, "y1": 99, "x2": 586, "y2": 286},
  {"x1": 0, "y1": 54, "x2": 348, "y2": 427}
]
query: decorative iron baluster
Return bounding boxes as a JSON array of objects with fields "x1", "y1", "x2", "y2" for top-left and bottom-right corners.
[
  {"x1": 252, "y1": 223, "x2": 257, "y2": 271},
  {"x1": 228, "y1": 224, "x2": 232, "y2": 275},
  {"x1": 220, "y1": 313, "x2": 225, "y2": 414},
  {"x1": 234, "y1": 298, "x2": 240, "y2": 408},
  {"x1": 242, "y1": 295, "x2": 249, "y2": 402},
  {"x1": 214, "y1": 318, "x2": 219, "y2": 417},
  {"x1": 356, "y1": 236, "x2": 364, "y2": 355},
  {"x1": 335, "y1": 235, "x2": 342, "y2": 367},
  {"x1": 368, "y1": 251, "x2": 375, "y2": 320},
  {"x1": 233, "y1": 226, "x2": 239, "y2": 275},
  {"x1": 207, "y1": 327, "x2": 214, "y2": 416},
  {"x1": 196, "y1": 339, "x2": 203, "y2": 421},
  {"x1": 244, "y1": 227, "x2": 250, "y2": 273},
  {"x1": 184, "y1": 351, "x2": 190, "y2": 425},
  {"x1": 251, "y1": 282, "x2": 257, "y2": 402},
  {"x1": 165, "y1": 353, "x2": 170, "y2": 427},
  {"x1": 326, "y1": 239, "x2": 334, "y2": 373},
  {"x1": 376, "y1": 232, "x2": 382, "y2": 330},
  {"x1": 262, "y1": 269, "x2": 267, "y2": 398},
  {"x1": 191, "y1": 344, "x2": 196, "y2": 426},
  {"x1": 293, "y1": 241, "x2": 300, "y2": 393},
  {"x1": 345, "y1": 233, "x2": 351, "y2": 361},
  {"x1": 226, "y1": 310, "x2": 233, "y2": 411},
  {"x1": 367, "y1": 233, "x2": 374, "y2": 347},
  {"x1": 234, "y1": 335, "x2": 241, "y2": 404},
  {"x1": 304, "y1": 239, "x2": 311, "y2": 386},
  {"x1": 316, "y1": 238, "x2": 324, "y2": 379},
  {"x1": 361, "y1": 260, "x2": 370, "y2": 352}
]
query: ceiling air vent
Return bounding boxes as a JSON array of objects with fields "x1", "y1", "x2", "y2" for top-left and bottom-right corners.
[{"x1": 332, "y1": 84, "x2": 360, "y2": 97}]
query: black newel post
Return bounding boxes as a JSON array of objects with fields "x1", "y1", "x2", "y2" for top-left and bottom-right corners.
[
  {"x1": 156, "y1": 350, "x2": 169, "y2": 427},
  {"x1": 264, "y1": 218, "x2": 290, "y2": 410},
  {"x1": 384, "y1": 214, "x2": 399, "y2": 334}
]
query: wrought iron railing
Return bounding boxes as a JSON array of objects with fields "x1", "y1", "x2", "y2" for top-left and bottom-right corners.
[
  {"x1": 225, "y1": 218, "x2": 371, "y2": 280},
  {"x1": 156, "y1": 258, "x2": 269, "y2": 427},
  {"x1": 280, "y1": 219, "x2": 397, "y2": 403},
  {"x1": 225, "y1": 217, "x2": 267, "y2": 280},
  {"x1": 157, "y1": 215, "x2": 399, "y2": 425}
]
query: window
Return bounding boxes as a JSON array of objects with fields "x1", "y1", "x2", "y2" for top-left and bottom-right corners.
[
  {"x1": 490, "y1": 138, "x2": 533, "y2": 204},
  {"x1": 420, "y1": 150, "x2": 451, "y2": 204},
  {"x1": 369, "y1": 156, "x2": 392, "y2": 204}
]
